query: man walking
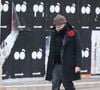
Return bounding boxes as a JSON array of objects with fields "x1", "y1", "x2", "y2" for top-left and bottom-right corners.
[{"x1": 46, "y1": 14, "x2": 82, "y2": 90}]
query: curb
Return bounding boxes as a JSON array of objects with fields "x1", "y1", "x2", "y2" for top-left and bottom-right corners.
[
  {"x1": 2, "y1": 81, "x2": 100, "y2": 90},
  {"x1": 75, "y1": 81, "x2": 100, "y2": 89},
  {"x1": 2, "y1": 77, "x2": 100, "y2": 90}
]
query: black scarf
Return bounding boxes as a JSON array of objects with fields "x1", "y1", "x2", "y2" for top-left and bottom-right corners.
[{"x1": 53, "y1": 23, "x2": 72, "y2": 64}]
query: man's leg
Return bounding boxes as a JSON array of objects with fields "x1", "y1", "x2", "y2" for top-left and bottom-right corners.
[
  {"x1": 52, "y1": 64, "x2": 62, "y2": 90},
  {"x1": 63, "y1": 81, "x2": 75, "y2": 90}
]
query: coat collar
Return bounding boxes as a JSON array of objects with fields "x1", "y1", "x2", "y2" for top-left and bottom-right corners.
[
  {"x1": 51, "y1": 23, "x2": 74, "y2": 47},
  {"x1": 62, "y1": 29, "x2": 75, "y2": 47}
]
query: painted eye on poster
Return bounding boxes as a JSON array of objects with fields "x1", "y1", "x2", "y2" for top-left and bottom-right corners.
[
  {"x1": 32, "y1": 51, "x2": 37, "y2": 59},
  {"x1": 33, "y1": 4, "x2": 39, "y2": 17},
  {"x1": 86, "y1": 6, "x2": 90, "y2": 14},
  {"x1": 14, "y1": 51, "x2": 20, "y2": 60},
  {"x1": 65, "y1": 5, "x2": 70, "y2": 13},
  {"x1": 82, "y1": 48, "x2": 89, "y2": 58},
  {"x1": 50, "y1": 3, "x2": 60, "y2": 13},
  {"x1": 19, "y1": 49, "x2": 25, "y2": 60},
  {"x1": 50, "y1": 5, "x2": 55, "y2": 13},
  {"x1": 81, "y1": 6, "x2": 85, "y2": 14},
  {"x1": 65, "y1": 4, "x2": 76, "y2": 14},
  {"x1": 15, "y1": 1, "x2": 27, "y2": 12},
  {"x1": 81, "y1": 4, "x2": 91, "y2": 15},
  {"x1": 95, "y1": 7, "x2": 100, "y2": 15},
  {"x1": 37, "y1": 49, "x2": 42, "y2": 59},
  {"x1": 31, "y1": 49, "x2": 43, "y2": 60},
  {"x1": 0, "y1": 1, "x2": 9, "y2": 12},
  {"x1": 33, "y1": 2, "x2": 44, "y2": 17}
]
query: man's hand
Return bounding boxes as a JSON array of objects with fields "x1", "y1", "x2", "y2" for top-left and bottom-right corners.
[{"x1": 75, "y1": 66, "x2": 81, "y2": 73}]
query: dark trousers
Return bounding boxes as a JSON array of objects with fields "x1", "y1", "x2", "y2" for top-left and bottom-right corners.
[{"x1": 52, "y1": 64, "x2": 75, "y2": 90}]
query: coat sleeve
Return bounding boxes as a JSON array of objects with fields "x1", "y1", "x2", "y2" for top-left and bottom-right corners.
[{"x1": 74, "y1": 30, "x2": 82, "y2": 67}]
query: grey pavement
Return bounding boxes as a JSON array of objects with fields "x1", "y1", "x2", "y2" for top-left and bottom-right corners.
[
  {"x1": 78, "y1": 88, "x2": 100, "y2": 90},
  {"x1": 2, "y1": 76, "x2": 100, "y2": 90}
]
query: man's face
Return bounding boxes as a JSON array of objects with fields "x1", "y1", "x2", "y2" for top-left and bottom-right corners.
[{"x1": 55, "y1": 23, "x2": 65, "y2": 31}]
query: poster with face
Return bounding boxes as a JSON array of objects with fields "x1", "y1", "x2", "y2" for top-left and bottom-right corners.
[
  {"x1": 2, "y1": 30, "x2": 45, "y2": 78},
  {"x1": 46, "y1": 0, "x2": 63, "y2": 29},
  {"x1": 13, "y1": 0, "x2": 46, "y2": 31},
  {"x1": 1, "y1": 0, "x2": 100, "y2": 79},
  {"x1": 46, "y1": 0, "x2": 78, "y2": 30},
  {"x1": 78, "y1": 0, "x2": 95, "y2": 27},
  {"x1": 78, "y1": 29, "x2": 91, "y2": 74},
  {"x1": 0, "y1": 0, "x2": 12, "y2": 43},
  {"x1": 93, "y1": 0, "x2": 100, "y2": 30}
]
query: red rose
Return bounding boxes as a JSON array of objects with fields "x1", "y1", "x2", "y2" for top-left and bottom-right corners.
[{"x1": 68, "y1": 30, "x2": 75, "y2": 37}]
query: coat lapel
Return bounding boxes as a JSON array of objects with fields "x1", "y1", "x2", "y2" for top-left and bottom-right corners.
[{"x1": 62, "y1": 33, "x2": 71, "y2": 47}]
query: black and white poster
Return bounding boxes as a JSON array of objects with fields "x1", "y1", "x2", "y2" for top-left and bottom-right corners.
[
  {"x1": 0, "y1": 0, "x2": 100, "y2": 79},
  {"x1": 0, "y1": 0, "x2": 12, "y2": 43}
]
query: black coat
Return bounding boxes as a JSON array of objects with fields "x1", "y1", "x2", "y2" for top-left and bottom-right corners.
[{"x1": 46, "y1": 24, "x2": 82, "y2": 82}]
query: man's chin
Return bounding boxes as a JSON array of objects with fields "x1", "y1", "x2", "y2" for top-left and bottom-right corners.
[{"x1": 56, "y1": 28, "x2": 62, "y2": 31}]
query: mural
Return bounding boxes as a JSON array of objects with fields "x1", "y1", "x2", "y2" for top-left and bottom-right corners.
[{"x1": 0, "y1": 0, "x2": 100, "y2": 79}]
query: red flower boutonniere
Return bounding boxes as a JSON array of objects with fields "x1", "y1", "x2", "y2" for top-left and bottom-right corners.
[{"x1": 68, "y1": 30, "x2": 75, "y2": 38}]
